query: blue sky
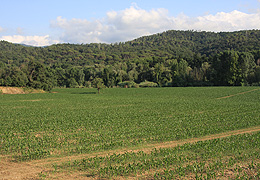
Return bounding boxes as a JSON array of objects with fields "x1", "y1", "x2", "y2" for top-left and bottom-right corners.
[{"x1": 1, "y1": 0, "x2": 260, "y2": 46}]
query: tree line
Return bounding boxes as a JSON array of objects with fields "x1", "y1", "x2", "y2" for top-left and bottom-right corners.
[{"x1": 0, "y1": 30, "x2": 260, "y2": 91}]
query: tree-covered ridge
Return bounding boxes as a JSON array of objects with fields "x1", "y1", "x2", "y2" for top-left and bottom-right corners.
[
  {"x1": 0, "y1": 30, "x2": 260, "y2": 90},
  {"x1": 2, "y1": 30, "x2": 260, "y2": 66}
]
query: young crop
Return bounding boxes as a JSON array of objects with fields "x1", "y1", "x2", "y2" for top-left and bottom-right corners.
[
  {"x1": 56, "y1": 131, "x2": 260, "y2": 179},
  {"x1": 0, "y1": 87, "x2": 259, "y2": 165}
]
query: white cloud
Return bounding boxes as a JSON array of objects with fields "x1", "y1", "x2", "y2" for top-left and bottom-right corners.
[
  {"x1": 0, "y1": 35, "x2": 60, "y2": 46},
  {"x1": 51, "y1": 6, "x2": 260, "y2": 44},
  {"x1": 101, "y1": 6, "x2": 170, "y2": 42},
  {"x1": 194, "y1": 10, "x2": 260, "y2": 31},
  {"x1": 3, "y1": 5, "x2": 260, "y2": 46},
  {"x1": 51, "y1": 6, "x2": 174, "y2": 44},
  {"x1": 50, "y1": 16, "x2": 103, "y2": 43}
]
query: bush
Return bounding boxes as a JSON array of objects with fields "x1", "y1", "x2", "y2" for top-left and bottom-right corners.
[
  {"x1": 138, "y1": 81, "x2": 158, "y2": 87},
  {"x1": 117, "y1": 81, "x2": 137, "y2": 88},
  {"x1": 84, "y1": 81, "x2": 92, "y2": 88}
]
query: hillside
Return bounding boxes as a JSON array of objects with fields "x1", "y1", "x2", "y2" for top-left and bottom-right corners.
[
  {"x1": 123, "y1": 30, "x2": 260, "y2": 66},
  {"x1": 0, "y1": 30, "x2": 260, "y2": 90},
  {"x1": 1, "y1": 30, "x2": 260, "y2": 67}
]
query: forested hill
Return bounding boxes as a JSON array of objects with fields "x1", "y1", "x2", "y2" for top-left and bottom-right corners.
[
  {"x1": 129, "y1": 30, "x2": 260, "y2": 57},
  {"x1": 2, "y1": 30, "x2": 260, "y2": 67},
  {"x1": 0, "y1": 30, "x2": 260, "y2": 90}
]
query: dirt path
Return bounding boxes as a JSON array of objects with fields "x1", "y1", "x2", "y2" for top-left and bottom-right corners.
[
  {"x1": 216, "y1": 88, "x2": 260, "y2": 99},
  {"x1": 1, "y1": 126, "x2": 260, "y2": 180}
]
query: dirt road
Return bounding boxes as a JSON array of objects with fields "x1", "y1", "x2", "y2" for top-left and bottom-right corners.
[{"x1": 1, "y1": 126, "x2": 260, "y2": 180}]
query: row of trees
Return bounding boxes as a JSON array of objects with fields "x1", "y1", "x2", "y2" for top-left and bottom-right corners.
[
  {"x1": 1, "y1": 30, "x2": 260, "y2": 90},
  {"x1": 0, "y1": 50, "x2": 260, "y2": 91}
]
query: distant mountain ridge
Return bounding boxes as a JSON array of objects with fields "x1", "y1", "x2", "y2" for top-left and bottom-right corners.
[
  {"x1": 1, "y1": 29, "x2": 260, "y2": 67},
  {"x1": 17, "y1": 43, "x2": 38, "y2": 47}
]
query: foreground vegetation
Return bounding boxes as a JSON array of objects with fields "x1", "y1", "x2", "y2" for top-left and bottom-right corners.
[
  {"x1": 0, "y1": 87, "x2": 259, "y2": 151},
  {"x1": 59, "y1": 132, "x2": 260, "y2": 179},
  {"x1": 0, "y1": 87, "x2": 259, "y2": 179}
]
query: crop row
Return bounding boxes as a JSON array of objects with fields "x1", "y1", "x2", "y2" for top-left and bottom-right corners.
[
  {"x1": 59, "y1": 131, "x2": 260, "y2": 179},
  {"x1": 0, "y1": 87, "x2": 259, "y2": 161}
]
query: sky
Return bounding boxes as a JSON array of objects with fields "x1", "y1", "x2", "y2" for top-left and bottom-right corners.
[{"x1": 1, "y1": 0, "x2": 260, "y2": 46}]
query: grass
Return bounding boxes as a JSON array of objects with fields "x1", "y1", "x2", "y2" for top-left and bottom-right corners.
[{"x1": 0, "y1": 86, "x2": 259, "y2": 162}]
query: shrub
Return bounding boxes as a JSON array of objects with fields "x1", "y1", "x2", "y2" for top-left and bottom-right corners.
[
  {"x1": 117, "y1": 81, "x2": 137, "y2": 88},
  {"x1": 84, "y1": 81, "x2": 92, "y2": 88},
  {"x1": 138, "y1": 81, "x2": 158, "y2": 87}
]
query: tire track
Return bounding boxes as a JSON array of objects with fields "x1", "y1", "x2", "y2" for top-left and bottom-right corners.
[
  {"x1": 216, "y1": 88, "x2": 260, "y2": 99},
  {"x1": 1, "y1": 126, "x2": 260, "y2": 180}
]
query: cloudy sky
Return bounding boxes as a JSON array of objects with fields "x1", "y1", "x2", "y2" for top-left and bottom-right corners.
[{"x1": 1, "y1": 0, "x2": 260, "y2": 46}]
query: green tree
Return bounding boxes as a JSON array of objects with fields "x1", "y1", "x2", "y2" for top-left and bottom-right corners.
[
  {"x1": 178, "y1": 59, "x2": 188, "y2": 77},
  {"x1": 171, "y1": 59, "x2": 179, "y2": 86},
  {"x1": 92, "y1": 78, "x2": 105, "y2": 94},
  {"x1": 212, "y1": 51, "x2": 256, "y2": 86},
  {"x1": 11, "y1": 69, "x2": 28, "y2": 87},
  {"x1": 153, "y1": 63, "x2": 164, "y2": 85},
  {"x1": 171, "y1": 59, "x2": 189, "y2": 86},
  {"x1": 67, "y1": 78, "x2": 79, "y2": 88},
  {"x1": 212, "y1": 51, "x2": 239, "y2": 85},
  {"x1": 237, "y1": 52, "x2": 256, "y2": 85}
]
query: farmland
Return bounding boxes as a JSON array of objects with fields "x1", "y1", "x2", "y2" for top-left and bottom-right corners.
[{"x1": 0, "y1": 87, "x2": 260, "y2": 179}]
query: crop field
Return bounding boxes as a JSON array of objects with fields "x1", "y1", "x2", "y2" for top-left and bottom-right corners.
[{"x1": 0, "y1": 87, "x2": 260, "y2": 179}]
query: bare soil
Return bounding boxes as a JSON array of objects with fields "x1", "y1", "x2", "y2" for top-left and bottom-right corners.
[
  {"x1": 0, "y1": 87, "x2": 45, "y2": 94},
  {"x1": 0, "y1": 87, "x2": 26, "y2": 94},
  {"x1": 1, "y1": 126, "x2": 260, "y2": 180}
]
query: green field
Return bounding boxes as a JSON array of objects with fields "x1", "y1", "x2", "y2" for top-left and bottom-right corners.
[{"x1": 1, "y1": 87, "x2": 260, "y2": 179}]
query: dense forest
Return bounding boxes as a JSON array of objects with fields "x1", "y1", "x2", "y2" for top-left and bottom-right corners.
[{"x1": 0, "y1": 30, "x2": 260, "y2": 91}]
